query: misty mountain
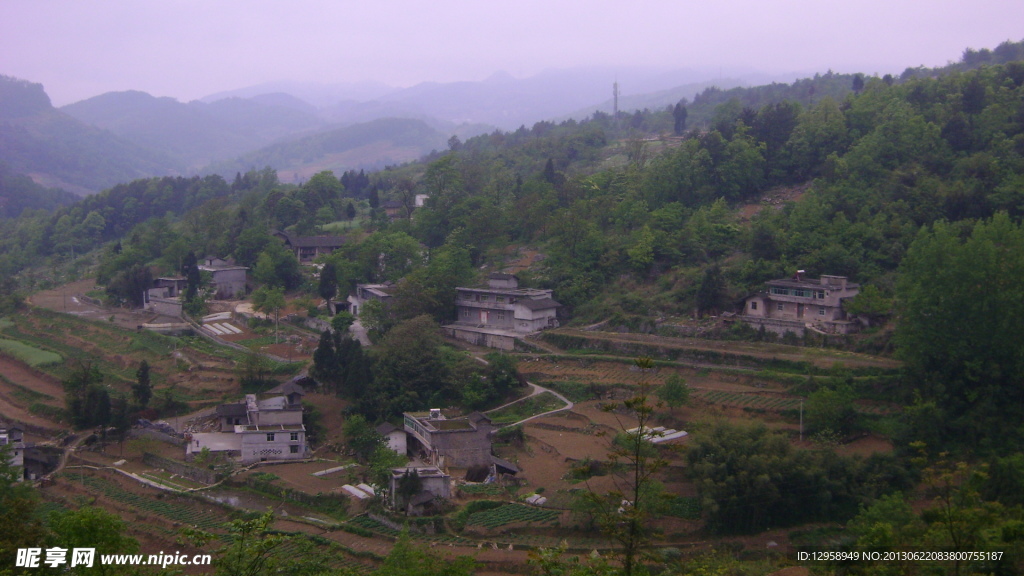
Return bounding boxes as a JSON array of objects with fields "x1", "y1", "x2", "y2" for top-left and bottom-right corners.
[
  {"x1": 204, "y1": 66, "x2": 783, "y2": 131},
  {"x1": 201, "y1": 80, "x2": 398, "y2": 108},
  {"x1": 0, "y1": 75, "x2": 181, "y2": 195},
  {"x1": 62, "y1": 90, "x2": 327, "y2": 169},
  {"x1": 208, "y1": 116, "x2": 452, "y2": 184}
]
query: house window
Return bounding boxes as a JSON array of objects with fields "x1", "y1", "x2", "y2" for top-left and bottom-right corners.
[
  {"x1": 290, "y1": 432, "x2": 299, "y2": 441},
  {"x1": 818, "y1": 307, "x2": 826, "y2": 316},
  {"x1": 480, "y1": 295, "x2": 489, "y2": 302},
  {"x1": 750, "y1": 301, "x2": 758, "y2": 311},
  {"x1": 496, "y1": 297, "x2": 505, "y2": 303},
  {"x1": 777, "y1": 303, "x2": 784, "y2": 312},
  {"x1": 266, "y1": 433, "x2": 275, "y2": 441},
  {"x1": 290, "y1": 445, "x2": 299, "y2": 454},
  {"x1": 496, "y1": 311, "x2": 505, "y2": 321},
  {"x1": 462, "y1": 308, "x2": 470, "y2": 319}
]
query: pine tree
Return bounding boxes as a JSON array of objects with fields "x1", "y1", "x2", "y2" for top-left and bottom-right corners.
[{"x1": 133, "y1": 360, "x2": 152, "y2": 408}]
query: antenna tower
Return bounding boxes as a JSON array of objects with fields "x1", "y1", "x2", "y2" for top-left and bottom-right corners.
[{"x1": 613, "y1": 80, "x2": 620, "y2": 130}]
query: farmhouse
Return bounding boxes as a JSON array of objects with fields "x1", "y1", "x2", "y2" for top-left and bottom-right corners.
[
  {"x1": 739, "y1": 272, "x2": 860, "y2": 336},
  {"x1": 347, "y1": 283, "x2": 395, "y2": 316},
  {"x1": 187, "y1": 384, "x2": 308, "y2": 463},
  {"x1": 443, "y1": 273, "x2": 560, "y2": 350},
  {"x1": 388, "y1": 466, "x2": 452, "y2": 516},
  {"x1": 0, "y1": 421, "x2": 25, "y2": 481},
  {"x1": 199, "y1": 257, "x2": 249, "y2": 299},
  {"x1": 273, "y1": 230, "x2": 346, "y2": 264},
  {"x1": 402, "y1": 409, "x2": 494, "y2": 469}
]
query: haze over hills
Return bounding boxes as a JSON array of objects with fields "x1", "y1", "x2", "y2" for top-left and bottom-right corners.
[
  {"x1": 0, "y1": 75, "x2": 182, "y2": 195},
  {"x1": 2, "y1": 65, "x2": 773, "y2": 194},
  {"x1": 61, "y1": 90, "x2": 328, "y2": 169}
]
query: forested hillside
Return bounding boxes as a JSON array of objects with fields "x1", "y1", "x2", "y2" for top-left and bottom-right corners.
[
  {"x1": 61, "y1": 90, "x2": 326, "y2": 169},
  {"x1": 0, "y1": 76, "x2": 183, "y2": 194},
  {"x1": 2, "y1": 41, "x2": 1024, "y2": 443}
]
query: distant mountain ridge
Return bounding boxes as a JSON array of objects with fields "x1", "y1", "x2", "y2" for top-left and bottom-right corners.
[
  {"x1": 61, "y1": 90, "x2": 327, "y2": 169},
  {"x1": 0, "y1": 75, "x2": 182, "y2": 195}
]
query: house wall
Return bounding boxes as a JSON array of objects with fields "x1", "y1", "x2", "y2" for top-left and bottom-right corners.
[
  {"x1": 240, "y1": 430, "x2": 306, "y2": 463},
  {"x1": 150, "y1": 297, "x2": 183, "y2": 318},
  {"x1": 210, "y1": 269, "x2": 247, "y2": 299},
  {"x1": 385, "y1": 431, "x2": 407, "y2": 455},
  {"x1": 445, "y1": 327, "x2": 516, "y2": 350},
  {"x1": 426, "y1": 428, "x2": 493, "y2": 468},
  {"x1": 250, "y1": 409, "x2": 303, "y2": 427}
]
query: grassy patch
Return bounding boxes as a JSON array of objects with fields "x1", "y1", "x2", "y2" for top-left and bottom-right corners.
[
  {"x1": 0, "y1": 318, "x2": 13, "y2": 330},
  {"x1": 29, "y1": 402, "x2": 65, "y2": 422},
  {"x1": 459, "y1": 483, "x2": 507, "y2": 496},
  {"x1": 487, "y1": 392, "x2": 565, "y2": 424},
  {"x1": 0, "y1": 339, "x2": 62, "y2": 366},
  {"x1": 661, "y1": 495, "x2": 701, "y2": 519}
]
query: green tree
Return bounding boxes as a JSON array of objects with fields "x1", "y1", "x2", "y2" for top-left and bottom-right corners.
[
  {"x1": 342, "y1": 414, "x2": 384, "y2": 462},
  {"x1": 576, "y1": 357, "x2": 666, "y2": 576},
  {"x1": 362, "y1": 315, "x2": 449, "y2": 420},
  {"x1": 805, "y1": 383, "x2": 859, "y2": 436},
  {"x1": 132, "y1": 360, "x2": 152, "y2": 408},
  {"x1": 181, "y1": 511, "x2": 287, "y2": 576},
  {"x1": 319, "y1": 260, "x2": 338, "y2": 313},
  {"x1": 672, "y1": 101, "x2": 688, "y2": 135},
  {"x1": 896, "y1": 213, "x2": 1024, "y2": 451},
  {"x1": 655, "y1": 373, "x2": 689, "y2": 412},
  {"x1": 843, "y1": 284, "x2": 892, "y2": 325},
  {"x1": 251, "y1": 286, "x2": 286, "y2": 344},
  {"x1": 371, "y1": 531, "x2": 476, "y2": 576},
  {"x1": 252, "y1": 240, "x2": 301, "y2": 290},
  {"x1": 330, "y1": 311, "x2": 355, "y2": 334},
  {"x1": 49, "y1": 506, "x2": 139, "y2": 576},
  {"x1": 695, "y1": 264, "x2": 727, "y2": 316}
]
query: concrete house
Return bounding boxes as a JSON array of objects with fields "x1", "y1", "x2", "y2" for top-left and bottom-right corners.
[
  {"x1": 347, "y1": 283, "x2": 395, "y2": 316},
  {"x1": 402, "y1": 410, "x2": 494, "y2": 468},
  {"x1": 376, "y1": 422, "x2": 407, "y2": 455},
  {"x1": 739, "y1": 272, "x2": 861, "y2": 336},
  {"x1": 388, "y1": 466, "x2": 451, "y2": 516},
  {"x1": 444, "y1": 274, "x2": 560, "y2": 350},
  {"x1": 199, "y1": 257, "x2": 248, "y2": 299},
  {"x1": 273, "y1": 230, "x2": 346, "y2": 264},
  {"x1": 188, "y1": 385, "x2": 308, "y2": 463},
  {"x1": 0, "y1": 421, "x2": 25, "y2": 481},
  {"x1": 145, "y1": 276, "x2": 187, "y2": 317}
]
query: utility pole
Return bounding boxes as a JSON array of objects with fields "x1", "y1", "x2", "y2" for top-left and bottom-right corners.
[
  {"x1": 799, "y1": 399, "x2": 804, "y2": 442},
  {"x1": 613, "y1": 80, "x2": 620, "y2": 132}
]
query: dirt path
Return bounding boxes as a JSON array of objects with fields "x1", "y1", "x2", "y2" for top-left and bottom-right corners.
[{"x1": 549, "y1": 328, "x2": 902, "y2": 370}]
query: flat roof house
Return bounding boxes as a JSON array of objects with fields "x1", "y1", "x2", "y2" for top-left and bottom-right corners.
[
  {"x1": 739, "y1": 272, "x2": 860, "y2": 336},
  {"x1": 199, "y1": 257, "x2": 249, "y2": 300},
  {"x1": 188, "y1": 385, "x2": 308, "y2": 464},
  {"x1": 402, "y1": 409, "x2": 494, "y2": 469},
  {"x1": 444, "y1": 274, "x2": 560, "y2": 350}
]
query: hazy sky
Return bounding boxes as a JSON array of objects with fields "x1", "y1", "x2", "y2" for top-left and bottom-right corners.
[{"x1": 2, "y1": 0, "x2": 1022, "y2": 106}]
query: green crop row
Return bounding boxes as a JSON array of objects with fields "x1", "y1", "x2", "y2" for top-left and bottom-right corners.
[
  {"x1": 79, "y1": 475, "x2": 224, "y2": 530},
  {"x1": 465, "y1": 504, "x2": 559, "y2": 529}
]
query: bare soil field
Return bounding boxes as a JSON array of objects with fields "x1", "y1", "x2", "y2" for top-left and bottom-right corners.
[{"x1": 547, "y1": 328, "x2": 902, "y2": 370}]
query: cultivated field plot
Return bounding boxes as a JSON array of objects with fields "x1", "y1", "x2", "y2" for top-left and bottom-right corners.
[
  {"x1": 465, "y1": 503, "x2": 559, "y2": 529},
  {"x1": 544, "y1": 328, "x2": 902, "y2": 371},
  {"x1": 0, "y1": 308, "x2": 265, "y2": 405},
  {"x1": 0, "y1": 353, "x2": 67, "y2": 430}
]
